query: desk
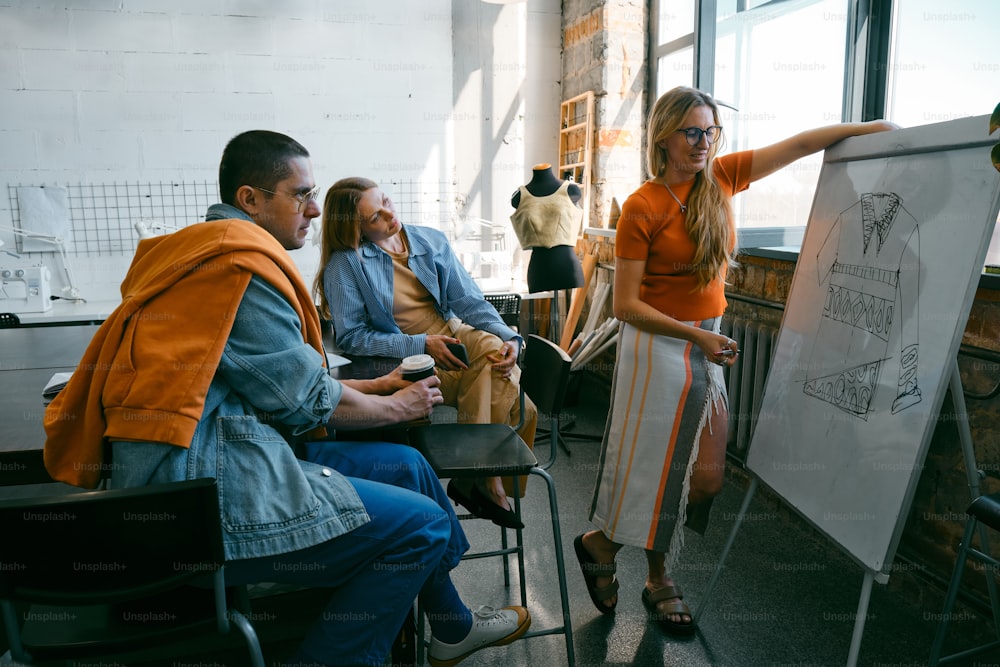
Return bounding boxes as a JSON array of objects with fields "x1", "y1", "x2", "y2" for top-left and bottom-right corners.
[
  {"x1": 0, "y1": 326, "x2": 99, "y2": 454},
  {"x1": 13, "y1": 299, "x2": 120, "y2": 327},
  {"x1": 0, "y1": 324, "x2": 100, "y2": 371},
  {"x1": 1, "y1": 368, "x2": 75, "y2": 454}
]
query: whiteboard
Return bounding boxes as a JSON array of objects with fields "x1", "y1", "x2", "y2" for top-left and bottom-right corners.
[{"x1": 745, "y1": 114, "x2": 1000, "y2": 574}]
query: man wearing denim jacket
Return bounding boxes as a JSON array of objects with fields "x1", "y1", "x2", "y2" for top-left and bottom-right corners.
[{"x1": 43, "y1": 130, "x2": 530, "y2": 667}]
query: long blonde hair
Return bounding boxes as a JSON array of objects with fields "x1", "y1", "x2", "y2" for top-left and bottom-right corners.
[
  {"x1": 647, "y1": 86, "x2": 736, "y2": 290},
  {"x1": 312, "y1": 176, "x2": 378, "y2": 320}
]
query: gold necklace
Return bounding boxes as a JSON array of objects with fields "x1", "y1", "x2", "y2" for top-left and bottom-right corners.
[{"x1": 662, "y1": 181, "x2": 687, "y2": 213}]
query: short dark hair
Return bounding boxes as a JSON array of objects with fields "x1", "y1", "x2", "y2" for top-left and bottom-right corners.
[{"x1": 218, "y1": 130, "x2": 310, "y2": 205}]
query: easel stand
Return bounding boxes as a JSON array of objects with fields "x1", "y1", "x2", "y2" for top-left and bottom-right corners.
[{"x1": 696, "y1": 360, "x2": 986, "y2": 667}]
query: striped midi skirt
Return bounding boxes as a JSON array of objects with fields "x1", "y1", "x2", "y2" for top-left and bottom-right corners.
[{"x1": 588, "y1": 318, "x2": 727, "y2": 563}]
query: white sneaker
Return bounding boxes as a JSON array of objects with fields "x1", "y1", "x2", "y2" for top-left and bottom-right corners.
[{"x1": 428, "y1": 604, "x2": 531, "y2": 667}]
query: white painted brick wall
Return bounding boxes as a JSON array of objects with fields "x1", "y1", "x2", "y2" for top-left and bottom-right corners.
[
  {"x1": 171, "y1": 14, "x2": 274, "y2": 55},
  {"x1": 23, "y1": 50, "x2": 124, "y2": 92},
  {"x1": 0, "y1": 131, "x2": 38, "y2": 173},
  {"x1": 79, "y1": 91, "x2": 181, "y2": 132},
  {"x1": 4, "y1": 91, "x2": 77, "y2": 131},
  {"x1": 71, "y1": 10, "x2": 174, "y2": 52},
  {"x1": 0, "y1": 0, "x2": 562, "y2": 303},
  {"x1": 123, "y1": 53, "x2": 227, "y2": 93},
  {"x1": 0, "y1": 7, "x2": 71, "y2": 51}
]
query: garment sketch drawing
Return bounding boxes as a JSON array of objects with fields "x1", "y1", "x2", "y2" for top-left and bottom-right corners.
[{"x1": 801, "y1": 192, "x2": 922, "y2": 419}]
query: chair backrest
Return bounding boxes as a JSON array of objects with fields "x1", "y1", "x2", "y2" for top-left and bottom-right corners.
[
  {"x1": 0, "y1": 477, "x2": 222, "y2": 604},
  {"x1": 0, "y1": 449, "x2": 56, "y2": 487},
  {"x1": 485, "y1": 293, "x2": 521, "y2": 329},
  {"x1": 521, "y1": 333, "x2": 572, "y2": 416},
  {"x1": 0, "y1": 312, "x2": 20, "y2": 329}
]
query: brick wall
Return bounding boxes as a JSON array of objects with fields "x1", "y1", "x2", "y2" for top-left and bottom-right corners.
[{"x1": 561, "y1": 0, "x2": 647, "y2": 229}]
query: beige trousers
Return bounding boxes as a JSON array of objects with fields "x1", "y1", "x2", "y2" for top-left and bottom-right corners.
[{"x1": 433, "y1": 321, "x2": 538, "y2": 496}]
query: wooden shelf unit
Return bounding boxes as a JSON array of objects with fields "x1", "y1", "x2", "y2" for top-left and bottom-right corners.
[{"x1": 558, "y1": 91, "x2": 594, "y2": 228}]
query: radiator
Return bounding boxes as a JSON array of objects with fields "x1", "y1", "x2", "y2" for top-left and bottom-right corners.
[{"x1": 721, "y1": 315, "x2": 780, "y2": 463}]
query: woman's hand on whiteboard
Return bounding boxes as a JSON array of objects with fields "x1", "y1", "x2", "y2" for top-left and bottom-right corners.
[{"x1": 866, "y1": 119, "x2": 903, "y2": 133}]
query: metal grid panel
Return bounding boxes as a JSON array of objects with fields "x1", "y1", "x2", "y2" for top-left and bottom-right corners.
[
  {"x1": 386, "y1": 178, "x2": 454, "y2": 233},
  {"x1": 7, "y1": 182, "x2": 218, "y2": 257}
]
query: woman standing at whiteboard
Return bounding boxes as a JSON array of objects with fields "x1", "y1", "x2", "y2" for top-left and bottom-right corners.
[{"x1": 574, "y1": 86, "x2": 897, "y2": 634}]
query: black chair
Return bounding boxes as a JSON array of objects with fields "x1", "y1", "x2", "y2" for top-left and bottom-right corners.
[
  {"x1": 929, "y1": 492, "x2": 1000, "y2": 665},
  {"x1": 484, "y1": 292, "x2": 521, "y2": 330},
  {"x1": 0, "y1": 312, "x2": 20, "y2": 329},
  {"x1": 0, "y1": 475, "x2": 266, "y2": 666},
  {"x1": 518, "y1": 332, "x2": 574, "y2": 470},
  {"x1": 486, "y1": 292, "x2": 601, "y2": 464},
  {"x1": 406, "y1": 333, "x2": 576, "y2": 666},
  {"x1": 0, "y1": 450, "x2": 56, "y2": 488},
  {"x1": 512, "y1": 329, "x2": 604, "y2": 469}
]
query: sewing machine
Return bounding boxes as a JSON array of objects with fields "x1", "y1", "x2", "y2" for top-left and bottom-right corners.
[{"x1": 0, "y1": 265, "x2": 52, "y2": 313}]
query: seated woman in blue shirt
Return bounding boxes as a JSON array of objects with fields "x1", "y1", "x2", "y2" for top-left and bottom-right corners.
[{"x1": 314, "y1": 177, "x2": 537, "y2": 529}]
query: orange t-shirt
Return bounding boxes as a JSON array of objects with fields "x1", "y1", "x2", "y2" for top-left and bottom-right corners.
[{"x1": 615, "y1": 150, "x2": 753, "y2": 321}]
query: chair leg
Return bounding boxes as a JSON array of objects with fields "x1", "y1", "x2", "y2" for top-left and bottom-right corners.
[
  {"x1": 416, "y1": 470, "x2": 575, "y2": 666},
  {"x1": 227, "y1": 609, "x2": 266, "y2": 667},
  {"x1": 930, "y1": 517, "x2": 974, "y2": 665},
  {"x1": 930, "y1": 516, "x2": 1000, "y2": 665},
  {"x1": 512, "y1": 481, "x2": 528, "y2": 608},
  {"x1": 391, "y1": 605, "x2": 417, "y2": 667},
  {"x1": 537, "y1": 417, "x2": 561, "y2": 470},
  {"x1": 981, "y1": 519, "x2": 1000, "y2": 642},
  {"x1": 416, "y1": 604, "x2": 426, "y2": 666},
  {"x1": 1, "y1": 600, "x2": 29, "y2": 664},
  {"x1": 528, "y1": 466, "x2": 576, "y2": 667},
  {"x1": 500, "y1": 524, "x2": 511, "y2": 587},
  {"x1": 538, "y1": 415, "x2": 602, "y2": 471}
]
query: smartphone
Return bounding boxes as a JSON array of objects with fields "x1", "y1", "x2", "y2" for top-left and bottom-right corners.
[{"x1": 446, "y1": 342, "x2": 469, "y2": 366}]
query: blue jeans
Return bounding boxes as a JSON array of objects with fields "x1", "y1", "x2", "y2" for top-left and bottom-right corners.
[
  {"x1": 225, "y1": 442, "x2": 470, "y2": 666},
  {"x1": 303, "y1": 440, "x2": 470, "y2": 570}
]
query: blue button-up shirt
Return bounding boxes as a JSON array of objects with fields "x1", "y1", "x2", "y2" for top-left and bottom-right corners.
[{"x1": 324, "y1": 224, "x2": 520, "y2": 358}]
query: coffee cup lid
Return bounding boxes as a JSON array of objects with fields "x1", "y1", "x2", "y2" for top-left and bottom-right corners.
[{"x1": 401, "y1": 354, "x2": 434, "y2": 371}]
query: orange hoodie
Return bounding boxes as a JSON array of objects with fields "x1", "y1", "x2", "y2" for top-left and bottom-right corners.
[{"x1": 43, "y1": 219, "x2": 325, "y2": 488}]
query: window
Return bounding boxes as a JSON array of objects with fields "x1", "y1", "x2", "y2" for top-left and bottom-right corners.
[
  {"x1": 885, "y1": 0, "x2": 1000, "y2": 265},
  {"x1": 713, "y1": 1, "x2": 849, "y2": 240},
  {"x1": 652, "y1": 0, "x2": 1000, "y2": 264},
  {"x1": 886, "y1": 1, "x2": 997, "y2": 128},
  {"x1": 653, "y1": 0, "x2": 696, "y2": 91}
]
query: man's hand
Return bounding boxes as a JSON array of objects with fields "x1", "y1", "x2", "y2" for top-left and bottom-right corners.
[
  {"x1": 486, "y1": 339, "x2": 520, "y2": 378},
  {"x1": 378, "y1": 365, "x2": 411, "y2": 394},
  {"x1": 426, "y1": 334, "x2": 468, "y2": 371},
  {"x1": 329, "y1": 375, "x2": 443, "y2": 429},
  {"x1": 389, "y1": 375, "x2": 444, "y2": 421}
]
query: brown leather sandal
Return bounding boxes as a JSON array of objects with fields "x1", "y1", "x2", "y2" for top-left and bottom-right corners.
[
  {"x1": 642, "y1": 584, "x2": 696, "y2": 636},
  {"x1": 573, "y1": 534, "x2": 619, "y2": 614}
]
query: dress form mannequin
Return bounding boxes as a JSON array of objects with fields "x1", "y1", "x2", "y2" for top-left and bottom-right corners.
[{"x1": 510, "y1": 164, "x2": 584, "y2": 293}]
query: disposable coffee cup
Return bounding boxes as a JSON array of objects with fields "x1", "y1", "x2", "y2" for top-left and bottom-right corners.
[{"x1": 400, "y1": 354, "x2": 435, "y2": 381}]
